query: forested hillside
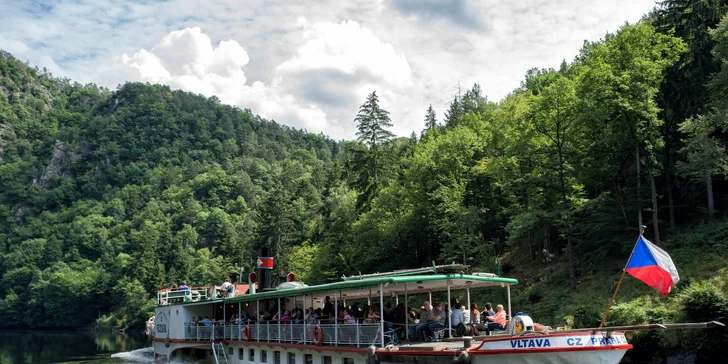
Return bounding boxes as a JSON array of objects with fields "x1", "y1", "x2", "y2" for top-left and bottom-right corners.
[{"x1": 2, "y1": 2, "x2": 728, "y2": 361}]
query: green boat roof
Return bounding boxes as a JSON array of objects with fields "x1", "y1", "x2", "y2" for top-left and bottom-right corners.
[{"x1": 224, "y1": 273, "x2": 517, "y2": 304}]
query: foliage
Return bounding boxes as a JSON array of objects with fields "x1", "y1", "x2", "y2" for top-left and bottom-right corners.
[{"x1": 2, "y1": 4, "x2": 728, "y2": 348}]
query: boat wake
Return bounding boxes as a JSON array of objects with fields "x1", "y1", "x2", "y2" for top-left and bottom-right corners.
[{"x1": 110, "y1": 347, "x2": 154, "y2": 363}]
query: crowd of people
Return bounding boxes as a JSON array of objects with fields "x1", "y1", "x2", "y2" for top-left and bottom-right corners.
[
  {"x1": 404, "y1": 300, "x2": 508, "y2": 341},
  {"x1": 175, "y1": 280, "x2": 509, "y2": 341}
]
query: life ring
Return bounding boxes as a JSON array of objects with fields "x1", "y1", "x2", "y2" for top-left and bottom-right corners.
[
  {"x1": 242, "y1": 325, "x2": 252, "y2": 341},
  {"x1": 311, "y1": 324, "x2": 324, "y2": 346}
]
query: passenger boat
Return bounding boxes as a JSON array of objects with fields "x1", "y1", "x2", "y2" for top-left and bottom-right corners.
[{"x1": 151, "y1": 263, "x2": 720, "y2": 364}]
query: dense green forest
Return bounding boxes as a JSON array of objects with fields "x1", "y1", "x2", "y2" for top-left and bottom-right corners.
[{"x1": 2, "y1": 1, "x2": 728, "y2": 361}]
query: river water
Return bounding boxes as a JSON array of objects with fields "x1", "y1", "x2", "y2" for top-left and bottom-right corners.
[{"x1": 0, "y1": 331, "x2": 154, "y2": 364}]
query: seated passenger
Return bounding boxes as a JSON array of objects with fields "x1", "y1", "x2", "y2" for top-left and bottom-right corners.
[
  {"x1": 366, "y1": 305, "x2": 380, "y2": 323},
  {"x1": 201, "y1": 316, "x2": 213, "y2": 326},
  {"x1": 344, "y1": 308, "x2": 357, "y2": 324},
  {"x1": 483, "y1": 302, "x2": 496, "y2": 319},
  {"x1": 178, "y1": 281, "x2": 190, "y2": 290},
  {"x1": 425, "y1": 303, "x2": 446, "y2": 340},
  {"x1": 484, "y1": 304, "x2": 507, "y2": 334},
  {"x1": 451, "y1": 303, "x2": 464, "y2": 328},
  {"x1": 470, "y1": 304, "x2": 481, "y2": 324},
  {"x1": 409, "y1": 301, "x2": 433, "y2": 340},
  {"x1": 337, "y1": 307, "x2": 347, "y2": 322}
]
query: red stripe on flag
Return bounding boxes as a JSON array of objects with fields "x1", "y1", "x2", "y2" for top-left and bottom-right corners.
[{"x1": 625, "y1": 265, "x2": 675, "y2": 296}]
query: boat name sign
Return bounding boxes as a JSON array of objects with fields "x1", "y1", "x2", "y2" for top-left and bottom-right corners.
[{"x1": 478, "y1": 334, "x2": 628, "y2": 350}]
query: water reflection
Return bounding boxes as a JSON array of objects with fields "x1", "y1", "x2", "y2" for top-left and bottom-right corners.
[{"x1": 0, "y1": 330, "x2": 151, "y2": 364}]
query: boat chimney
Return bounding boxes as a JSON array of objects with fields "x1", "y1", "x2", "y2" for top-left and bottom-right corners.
[{"x1": 257, "y1": 248, "x2": 274, "y2": 290}]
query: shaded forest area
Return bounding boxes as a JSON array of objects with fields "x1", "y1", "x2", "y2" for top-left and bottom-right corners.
[{"x1": 1, "y1": 2, "x2": 728, "y2": 361}]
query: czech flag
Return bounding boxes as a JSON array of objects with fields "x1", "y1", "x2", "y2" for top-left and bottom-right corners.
[{"x1": 625, "y1": 236, "x2": 680, "y2": 296}]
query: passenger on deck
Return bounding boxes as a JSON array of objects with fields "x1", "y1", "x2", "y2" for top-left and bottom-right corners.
[
  {"x1": 258, "y1": 311, "x2": 266, "y2": 322},
  {"x1": 291, "y1": 308, "x2": 303, "y2": 324},
  {"x1": 484, "y1": 304, "x2": 506, "y2": 334},
  {"x1": 305, "y1": 308, "x2": 318, "y2": 323},
  {"x1": 384, "y1": 303, "x2": 393, "y2": 321},
  {"x1": 351, "y1": 304, "x2": 362, "y2": 319},
  {"x1": 365, "y1": 305, "x2": 380, "y2": 323},
  {"x1": 220, "y1": 281, "x2": 233, "y2": 297},
  {"x1": 408, "y1": 301, "x2": 433, "y2": 340},
  {"x1": 201, "y1": 316, "x2": 213, "y2": 326},
  {"x1": 462, "y1": 303, "x2": 470, "y2": 324},
  {"x1": 178, "y1": 281, "x2": 189, "y2": 290},
  {"x1": 344, "y1": 308, "x2": 357, "y2": 324},
  {"x1": 190, "y1": 316, "x2": 197, "y2": 326},
  {"x1": 280, "y1": 310, "x2": 292, "y2": 323},
  {"x1": 451, "y1": 303, "x2": 464, "y2": 327},
  {"x1": 470, "y1": 304, "x2": 481, "y2": 324},
  {"x1": 323, "y1": 296, "x2": 334, "y2": 317},
  {"x1": 424, "y1": 303, "x2": 446, "y2": 341},
  {"x1": 171, "y1": 284, "x2": 178, "y2": 291},
  {"x1": 484, "y1": 302, "x2": 495, "y2": 318},
  {"x1": 337, "y1": 307, "x2": 347, "y2": 322}
]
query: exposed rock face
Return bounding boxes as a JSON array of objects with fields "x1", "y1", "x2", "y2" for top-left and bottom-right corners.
[
  {"x1": 0, "y1": 122, "x2": 6, "y2": 162},
  {"x1": 36, "y1": 139, "x2": 72, "y2": 187}
]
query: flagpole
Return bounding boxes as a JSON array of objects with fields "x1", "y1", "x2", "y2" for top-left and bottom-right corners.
[{"x1": 599, "y1": 225, "x2": 645, "y2": 328}]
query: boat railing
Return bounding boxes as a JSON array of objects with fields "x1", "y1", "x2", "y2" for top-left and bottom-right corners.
[
  {"x1": 157, "y1": 286, "x2": 209, "y2": 305},
  {"x1": 183, "y1": 322, "x2": 383, "y2": 347}
]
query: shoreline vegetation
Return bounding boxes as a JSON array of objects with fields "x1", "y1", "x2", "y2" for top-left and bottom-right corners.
[{"x1": 2, "y1": 1, "x2": 728, "y2": 362}]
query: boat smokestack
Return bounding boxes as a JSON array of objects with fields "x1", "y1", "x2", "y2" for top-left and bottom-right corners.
[{"x1": 257, "y1": 248, "x2": 274, "y2": 290}]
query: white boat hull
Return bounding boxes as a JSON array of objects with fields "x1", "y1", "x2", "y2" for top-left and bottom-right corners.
[
  {"x1": 470, "y1": 331, "x2": 631, "y2": 364},
  {"x1": 472, "y1": 349, "x2": 628, "y2": 364}
]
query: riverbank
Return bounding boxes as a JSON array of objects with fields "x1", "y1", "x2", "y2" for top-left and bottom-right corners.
[{"x1": 500, "y1": 219, "x2": 728, "y2": 363}]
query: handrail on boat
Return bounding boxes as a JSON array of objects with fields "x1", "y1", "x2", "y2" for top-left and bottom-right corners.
[{"x1": 183, "y1": 322, "x2": 389, "y2": 347}]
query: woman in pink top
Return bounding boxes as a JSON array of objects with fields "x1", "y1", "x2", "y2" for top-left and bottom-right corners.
[{"x1": 484, "y1": 304, "x2": 507, "y2": 335}]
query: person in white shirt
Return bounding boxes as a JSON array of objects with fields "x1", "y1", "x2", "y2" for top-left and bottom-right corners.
[
  {"x1": 461, "y1": 304, "x2": 470, "y2": 324},
  {"x1": 451, "y1": 303, "x2": 464, "y2": 327}
]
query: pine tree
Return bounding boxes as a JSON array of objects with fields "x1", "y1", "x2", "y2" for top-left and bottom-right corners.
[
  {"x1": 355, "y1": 91, "x2": 394, "y2": 149},
  {"x1": 421, "y1": 104, "x2": 439, "y2": 139},
  {"x1": 353, "y1": 91, "x2": 395, "y2": 210},
  {"x1": 444, "y1": 96, "x2": 463, "y2": 127},
  {"x1": 425, "y1": 104, "x2": 437, "y2": 130}
]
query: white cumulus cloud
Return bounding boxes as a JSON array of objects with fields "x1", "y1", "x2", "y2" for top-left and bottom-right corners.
[
  {"x1": 118, "y1": 23, "x2": 416, "y2": 139},
  {"x1": 119, "y1": 27, "x2": 340, "y2": 137}
]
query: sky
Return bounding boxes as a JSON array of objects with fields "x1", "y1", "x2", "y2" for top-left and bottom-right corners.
[{"x1": 0, "y1": 0, "x2": 661, "y2": 140}]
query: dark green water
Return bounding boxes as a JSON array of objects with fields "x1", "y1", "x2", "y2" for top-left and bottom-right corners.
[{"x1": 0, "y1": 331, "x2": 153, "y2": 364}]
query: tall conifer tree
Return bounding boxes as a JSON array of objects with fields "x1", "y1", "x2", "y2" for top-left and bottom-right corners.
[{"x1": 353, "y1": 91, "x2": 394, "y2": 210}]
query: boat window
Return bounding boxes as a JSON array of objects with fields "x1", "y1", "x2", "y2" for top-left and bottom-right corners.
[
  {"x1": 343, "y1": 359, "x2": 354, "y2": 364},
  {"x1": 249, "y1": 349, "x2": 255, "y2": 361},
  {"x1": 239, "y1": 348, "x2": 244, "y2": 360},
  {"x1": 305, "y1": 354, "x2": 313, "y2": 364},
  {"x1": 288, "y1": 352, "x2": 296, "y2": 364},
  {"x1": 229, "y1": 347, "x2": 233, "y2": 355},
  {"x1": 322, "y1": 356, "x2": 332, "y2": 364},
  {"x1": 274, "y1": 351, "x2": 281, "y2": 364},
  {"x1": 261, "y1": 350, "x2": 268, "y2": 363}
]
